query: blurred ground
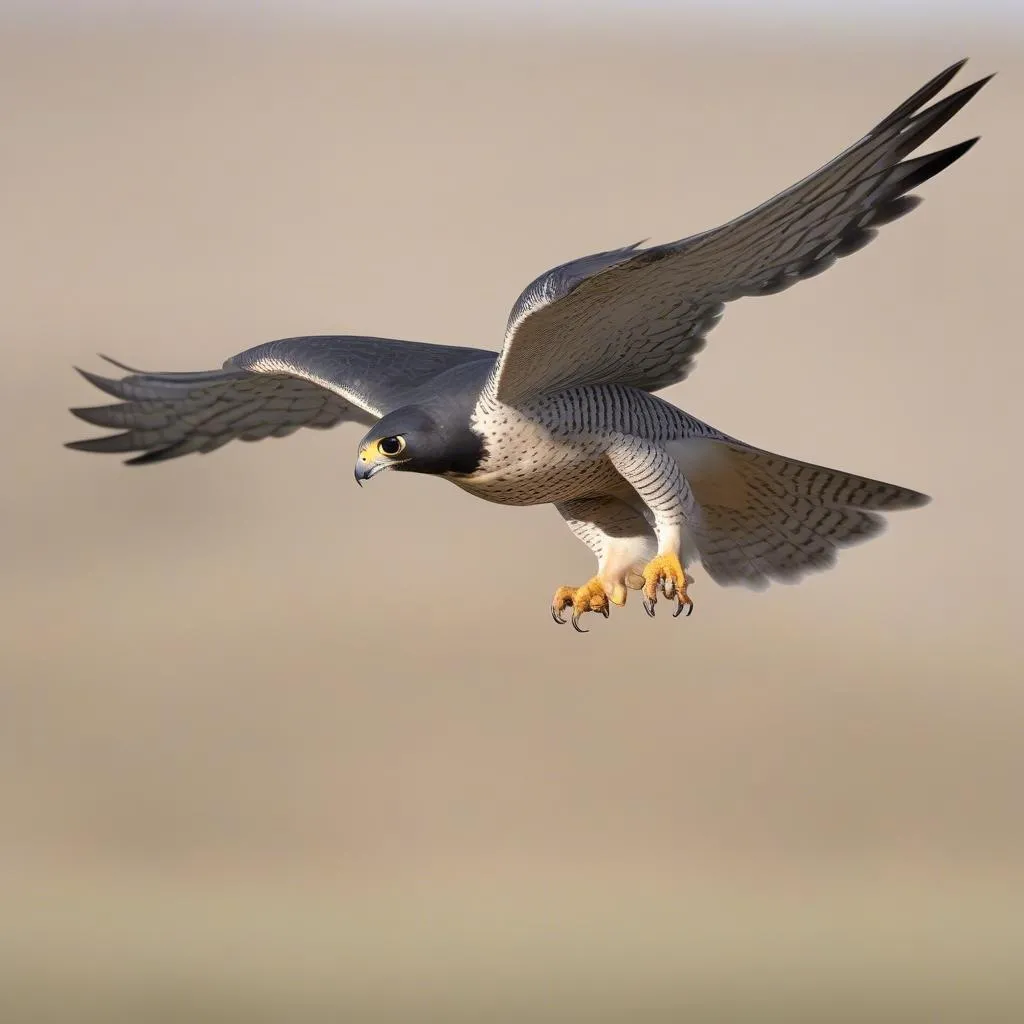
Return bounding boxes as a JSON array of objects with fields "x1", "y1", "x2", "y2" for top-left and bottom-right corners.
[{"x1": 1, "y1": 18, "x2": 1022, "y2": 1022}]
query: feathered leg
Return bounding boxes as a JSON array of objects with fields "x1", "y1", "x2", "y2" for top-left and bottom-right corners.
[
  {"x1": 551, "y1": 496, "x2": 656, "y2": 630},
  {"x1": 606, "y1": 439, "x2": 698, "y2": 617}
]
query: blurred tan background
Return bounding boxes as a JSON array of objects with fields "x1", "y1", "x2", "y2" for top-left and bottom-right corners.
[{"x1": 1, "y1": 3, "x2": 1022, "y2": 1020}]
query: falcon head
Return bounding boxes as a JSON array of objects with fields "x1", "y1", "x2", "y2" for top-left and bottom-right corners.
[{"x1": 354, "y1": 405, "x2": 484, "y2": 484}]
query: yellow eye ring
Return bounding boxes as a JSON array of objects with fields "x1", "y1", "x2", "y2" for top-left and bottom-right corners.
[{"x1": 377, "y1": 435, "x2": 406, "y2": 457}]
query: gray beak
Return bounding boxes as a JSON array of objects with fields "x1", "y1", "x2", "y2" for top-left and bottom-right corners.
[{"x1": 354, "y1": 460, "x2": 385, "y2": 486}]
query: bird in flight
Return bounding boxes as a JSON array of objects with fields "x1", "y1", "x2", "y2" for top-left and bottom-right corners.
[{"x1": 68, "y1": 60, "x2": 989, "y2": 631}]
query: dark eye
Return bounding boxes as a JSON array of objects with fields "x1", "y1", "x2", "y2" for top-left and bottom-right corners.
[{"x1": 377, "y1": 435, "x2": 406, "y2": 457}]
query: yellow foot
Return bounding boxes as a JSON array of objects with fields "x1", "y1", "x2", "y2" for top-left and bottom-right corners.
[
  {"x1": 551, "y1": 577, "x2": 612, "y2": 633},
  {"x1": 641, "y1": 552, "x2": 694, "y2": 618}
]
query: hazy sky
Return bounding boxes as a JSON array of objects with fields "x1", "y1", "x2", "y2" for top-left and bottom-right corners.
[{"x1": 3, "y1": 0, "x2": 1021, "y2": 31}]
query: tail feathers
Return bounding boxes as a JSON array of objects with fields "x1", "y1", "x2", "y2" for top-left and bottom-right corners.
[
  {"x1": 671, "y1": 440, "x2": 929, "y2": 589},
  {"x1": 725, "y1": 446, "x2": 930, "y2": 512},
  {"x1": 693, "y1": 501, "x2": 887, "y2": 590}
]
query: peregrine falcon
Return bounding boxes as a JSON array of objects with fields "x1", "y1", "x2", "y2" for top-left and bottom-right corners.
[{"x1": 68, "y1": 61, "x2": 989, "y2": 630}]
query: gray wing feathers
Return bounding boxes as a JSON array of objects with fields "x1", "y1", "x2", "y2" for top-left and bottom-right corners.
[
  {"x1": 504, "y1": 243, "x2": 645, "y2": 342},
  {"x1": 228, "y1": 335, "x2": 495, "y2": 419},
  {"x1": 67, "y1": 359, "x2": 369, "y2": 465},
  {"x1": 490, "y1": 60, "x2": 990, "y2": 405},
  {"x1": 68, "y1": 336, "x2": 495, "y2": 465}
]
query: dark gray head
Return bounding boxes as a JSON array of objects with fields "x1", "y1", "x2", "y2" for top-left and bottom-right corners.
[
  {"x1": 354, "y1": 357, "x2": 492, "y2": 485},
  {"x1": 354, "y1": 403, "x2": 485, "y2": 484}
]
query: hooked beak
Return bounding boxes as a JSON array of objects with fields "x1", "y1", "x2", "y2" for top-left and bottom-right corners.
[
  {"x1": 354, "y1": 461, "x2": 388, "y2": 486},
  {"x1": 354, "y1": 444, "x2": 389, "y2": 486}
]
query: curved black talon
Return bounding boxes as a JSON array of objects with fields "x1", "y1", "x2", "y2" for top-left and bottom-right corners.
[
  {"x1": 571, "y1": 612, "x2": 589, "y2": 633},
  {"x1": 673, "y1": 599, "x2": 694, "y2": 618},
  {"x1": 643, "y1": 598, "x2": 656, "y2": 618},
  {"x1": 600, "y1": 605, "x2": 610, "y2": 619},
  {"x1": 552, "y1": 606, "x2": 567, "y2": 625}
]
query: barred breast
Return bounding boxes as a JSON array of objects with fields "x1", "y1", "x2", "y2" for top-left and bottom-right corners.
[{"x1": 453, "y1": 384, "x2": 721, "y2": 507}]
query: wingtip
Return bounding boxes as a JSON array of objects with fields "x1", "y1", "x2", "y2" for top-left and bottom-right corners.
[
  {"x1": 875, "y1": 57, "x2": 989, "y2": 136},
  {"x1": 68, "y1": 406, "x2": 96, "y2": 424},
  {"x1": 73, "y1": 365, "x2": 106, "y2": 388},
  {"x1": 98, "y1": 352, "x2": 144, "y2": 373},
  {"x1": 947, "y1": 58, "x2": 1002, "y2": 93},
  {"x1": 122, "y1": 446, "x2": 180, "y2": 466},
  {"x1": 929, "y1": 57, "x2": 968, "y2": 91},
  {"x1": 64, "y1": 437, "x2": 103, "y2": 453},
  {"x1": 69, "y1": 404, "x2": 124, "y2": 427},
  {"x1": 72, "y1": 365, "x2": 122, "y2": 397},
  {"x1": 960, "y1": 71, "x2": 997, "y2": 98},
  {"x1": 72, "y1": 354, "x2": 144, "y2": 383}
]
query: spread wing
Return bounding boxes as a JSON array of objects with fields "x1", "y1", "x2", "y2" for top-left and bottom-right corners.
[
  {"x1": 488, "y1": 60, "x2": 990, "y2": 406},
  {"x1": 67, "y1": 335, "x2": 495, "y2": 465}
]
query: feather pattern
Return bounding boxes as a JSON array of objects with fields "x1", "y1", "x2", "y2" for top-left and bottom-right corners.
[
  {"x1": 488, "y1": 60, "x2": 991, "y2": 405},
  {"x1": 68, "y1": 337, "x2": 495, "y2": 464},
  {"x1": 65, "y1": 60, "x2": 981, "y2": 608},
  {"x1": 466, "y1": 383, "x2": 927, "y2": 589}
]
